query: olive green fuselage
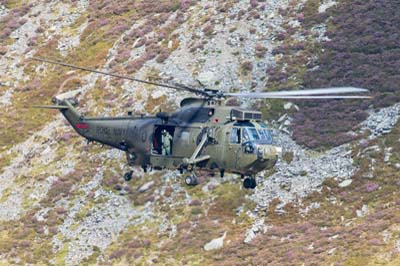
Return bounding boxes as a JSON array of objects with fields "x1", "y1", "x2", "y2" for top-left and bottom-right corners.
[{"x1": 61, "y1": 99, "x2": 280, "y2": 176}]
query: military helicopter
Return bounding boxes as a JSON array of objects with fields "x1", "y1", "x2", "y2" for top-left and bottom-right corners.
[{"x1": 33, "y1": 57, "x2": 371, "y2": 189}]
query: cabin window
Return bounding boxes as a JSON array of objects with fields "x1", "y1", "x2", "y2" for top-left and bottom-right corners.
[{"x1": 230, "y1": 128, "x2": 241, "y2": 144}]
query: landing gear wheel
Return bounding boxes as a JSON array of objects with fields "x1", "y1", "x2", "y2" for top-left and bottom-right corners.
[
  {"x1": 185, "y1": 175, "x2": 198, "y2": 186},
  {"x1": 124, "y1": 171, "x2": 133, "y2": 181},
  {"x1": 250, "y1": 177, "x2": 257, "y2": 189},
  {"x1": 220, "y1": 169, "x2": 225, "y2": 178},
  {"x1": 243, "y1": 176, "x2": 257, "y2": 189}
]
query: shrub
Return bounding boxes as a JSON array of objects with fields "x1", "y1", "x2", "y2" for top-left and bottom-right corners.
[
  {"x1": 156, "y1": 49, "x2": 170, "y2": 63},
  {"x1": 364, "y1": 182, "x2": 379, "y2": 193},
  {"x1": 289, "y1": 0, "x2": 400, "y2": 149},
  {"x1": 202, "y1": 24, "x2": 214, "y2": 36},
  {"x1": 255, "y1": 43, "x2": 267, "y2": 57},
  {"x1": 241, "y1": 60, "x2": 253, "y2": 72},
  {"x1": 0, "y1": 46, "x2": 7, "y2": 55}
]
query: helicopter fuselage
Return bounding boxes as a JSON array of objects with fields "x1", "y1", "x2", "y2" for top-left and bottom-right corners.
[{"x1": 59, "y1": 98, "x2": 281, "y2": 178}]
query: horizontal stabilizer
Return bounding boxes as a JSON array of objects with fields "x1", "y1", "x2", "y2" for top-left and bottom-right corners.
[{"x1": 32, "y1": 105, "x2": 69, "y2": 110}]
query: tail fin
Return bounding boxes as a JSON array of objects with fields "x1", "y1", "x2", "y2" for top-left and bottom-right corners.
[
  {"x1": 34, "y1": 97, "x2": 84, "y2": 135},
  {"x1": 58, "y1": 99, "x2": 83, "y2": 130}
]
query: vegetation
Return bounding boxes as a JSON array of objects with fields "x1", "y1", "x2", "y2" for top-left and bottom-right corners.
[
  {"x1": 266, "y1": 0, "x2": 400, "y2": 149},
  {"x1": 1, "y1": 0, "x2": 399, "y2": 265}
]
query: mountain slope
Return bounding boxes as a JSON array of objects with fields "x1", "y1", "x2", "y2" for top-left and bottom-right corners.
[{"x1": 0, "y1": 0, "x2": 399, "y2": 265}]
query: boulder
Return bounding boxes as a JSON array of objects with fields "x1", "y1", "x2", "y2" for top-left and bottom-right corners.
[
  {"x1": 338, "y1": 179, "x2": 352, "y2": 188},
  {"x1": 204, "y1": 232, "x2": 226, "y2": 251},
  {"x1": 139, "y1": 181, "x2": 154, "y2": 193},
  {"x1": 197, "y1": 71, "x2": 215, "y2": 87}
]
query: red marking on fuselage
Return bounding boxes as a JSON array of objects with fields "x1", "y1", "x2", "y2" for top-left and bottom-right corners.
[{"x1": 76, "y1": 123, "x2": 89, "y2": 129}]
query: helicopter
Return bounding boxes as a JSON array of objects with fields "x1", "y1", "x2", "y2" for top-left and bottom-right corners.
[{"x1": 33, "y1": 57, "x2": 371, "y2": 189}]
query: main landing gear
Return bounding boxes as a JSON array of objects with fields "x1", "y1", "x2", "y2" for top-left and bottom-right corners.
[
  {"x1": 242, "y1": 175, "x2": 257, "y2": 189},
  {"x1": 185, "y1": 173, "x2": 198, "y2": 186}
]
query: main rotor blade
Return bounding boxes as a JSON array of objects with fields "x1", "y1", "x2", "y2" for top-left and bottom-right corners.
[
  {"x1": 257, "y1": 95, "x2": 372, "y2": 99},
  {"x1": 225, "y1": 87, "x2": 369, "y2": 98},
  {"x1": 30, "y1": 57, "x2": 210, "y2": 97}
]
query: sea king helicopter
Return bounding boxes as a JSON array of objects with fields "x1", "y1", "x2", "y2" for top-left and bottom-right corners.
[{"x1": 33, "y1": 57, "x2": 370, "y2": 189}]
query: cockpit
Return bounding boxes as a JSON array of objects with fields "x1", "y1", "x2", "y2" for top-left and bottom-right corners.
[
  {"x1": 230, "y1": 122, "x2": 274, "y2": 155},
  {"x1": 230, "y1": 123, "x2": 273, "y2": 145}
]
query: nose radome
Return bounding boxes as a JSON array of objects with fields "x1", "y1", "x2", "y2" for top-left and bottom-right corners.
[{"x1": 259, "y1": 145, "x2": 282, "y2": 160}]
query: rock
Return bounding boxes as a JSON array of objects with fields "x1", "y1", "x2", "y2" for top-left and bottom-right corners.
[
  {"x1": 356, "y1": 204, "x2": 369, "y2": 218},
  {"x1": 204, "y1": 232, "x2": 226, "y2": 251},
  {"x1": 139, "y1": 181, "x2": 154, "y2": 193},
  {"x1": 362, "y1": 103, "x2": 400, "y2": 137},
  {"x1": 197, "y1": 71, "x2": 215, "y2": 87},
  {"x1": 384, "y1": 147, "x2": 392, "y2": 163},
  {"x1": 318, "y1": 0, "x2": 337, "y2": 13},
  {"x1": 244, "y1": 219, "x2": 267, "y2": 244},
  {"x1": 338, "y1": 179, "x2": 352, "y2": 188},
  {"x1": 278, "y1": 114, "x2": 288, "y2": 123},
  {"x1": 362, "y1": 172, "x2": 374, "y2": 179},
  {"x1": 396, "y1": 240, "x2": 400, "y2": 252},
  {"x1": 283, "y1": 102, "x2": 299, "y2": 111},
  {"x1": 328, "y1": 247, "x2": 336, "y2": 255}
]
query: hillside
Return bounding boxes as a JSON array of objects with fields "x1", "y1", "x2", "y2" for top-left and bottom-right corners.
[{"x1": 0, "y1": 0, "x2": 399, "y2": 265}]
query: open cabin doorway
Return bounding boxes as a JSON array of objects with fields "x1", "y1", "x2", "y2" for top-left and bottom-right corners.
[{"x1": 152, "y1": 125, "x2": 175, "y2": 156}]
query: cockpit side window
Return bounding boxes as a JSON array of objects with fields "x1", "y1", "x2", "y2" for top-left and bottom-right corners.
[{"x1": 230, "y1": 127, "x2": 241, "y2": 144}]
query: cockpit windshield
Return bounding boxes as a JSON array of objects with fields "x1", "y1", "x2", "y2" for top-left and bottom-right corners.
[
  {"x1": 243, "y1": 127, "x2": 260, "y2": 142},
  {"x1": 230, "y1": 123, "x2": 273, "y2": 145},
  {"x1": 258, "y1": 128, "x2": 273, "y2": 144}
]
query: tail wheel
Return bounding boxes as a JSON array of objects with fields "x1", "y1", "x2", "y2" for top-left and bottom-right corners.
[
  {"x1": 124, "y1": 171, "x2": 133, "y2": 181},
  {"x1": 185, "y1": 175, "x2": 198, "y2": 186}
]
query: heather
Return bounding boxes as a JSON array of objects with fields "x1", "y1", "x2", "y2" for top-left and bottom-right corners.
[{"x1": 265, "y1": 0, "x2": 400, "y2": 149}]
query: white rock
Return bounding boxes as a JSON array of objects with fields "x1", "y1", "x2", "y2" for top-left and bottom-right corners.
[
  {"x1": 328, "y1": 247, "x2": 336, "y2": 255},
  {"x1": 244, "y1": 218, "x2": 267, "y2": 244},
  {"x1": 204, "y1": 232, "x2": 226, "y2": 251},
  {"x1": 284, "y1": 102, "x2": 293, "y2": 110},
  {"x1": 151, "y1": 90, "x2": 166, "y2": 99},
  {"x1": 139, "y1": 181, "x2": 154, "y2": 193},
  {"x1": 278, "y1": 114, "x2": 288, "y2": 123},
  {"x1": 319, "y1": 0, "x2": 337, "y2": 13},
  {"x1": 356, "y1": 204, "x2": 369, "y2": 218},
  {"x1": 197, "y1": 71, "x2": 215, "y2": 86},
  {"x1": 338, "y1": 179, "x2": 352, "y2": 188},
  {"x1": 396, "y1": 240, "x2": 400, "y2": 252}
]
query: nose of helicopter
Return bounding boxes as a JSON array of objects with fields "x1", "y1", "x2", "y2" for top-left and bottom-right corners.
[
  {"x1": 244, "y1": 145, "x2": 280, "y2": 174},
  {"x1": 257, "y1": 145, "x2": 282, "y2": 161}
]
